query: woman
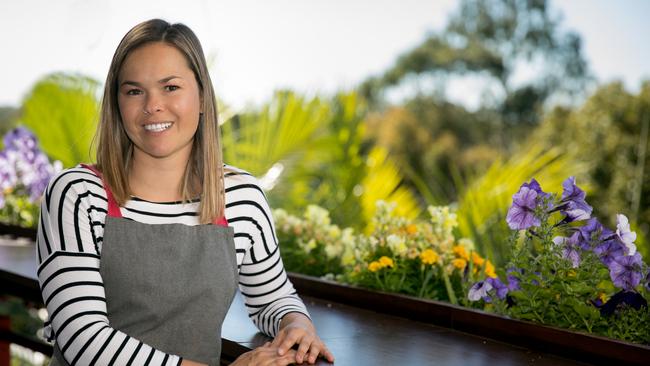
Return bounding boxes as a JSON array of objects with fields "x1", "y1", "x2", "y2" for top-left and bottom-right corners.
[{"x1": 36, "y1": 18, "x2": 334, "y2": 366}]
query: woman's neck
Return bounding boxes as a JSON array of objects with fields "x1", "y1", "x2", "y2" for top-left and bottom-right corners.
[{"x1": 128, "y1": 152, "x2": 193, "y2": 202}]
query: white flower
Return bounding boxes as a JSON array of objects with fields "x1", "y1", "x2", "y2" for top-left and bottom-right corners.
[
  {"x1": 386, "y1": 234, "x2": 408, "y2": 257},
  {"x1": 468, "y1": 281, "x2": 493, "y2": 301},
  {"x1": 305, "y1": 205, "x2": 331, "y2": 227},
  {"x1": 616, "y1": 214, "x2": 637, "y2": 255},
  {"x1": 324, "y1": 242, "x2": 343, "y2": 259}
]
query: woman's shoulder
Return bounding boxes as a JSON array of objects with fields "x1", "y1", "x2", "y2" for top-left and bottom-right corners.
[
  {"x1": 223, "y1": 163, "x2": 257, "y2": 184},
  {"x1": 45, "y1": 163, "x2": 105, "y2": 200},
  {"x1": 222, "y1": 163, "x2": 269, "y2": 202}
]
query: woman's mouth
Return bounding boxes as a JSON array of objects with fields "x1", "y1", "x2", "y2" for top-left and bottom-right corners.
[{"x1": 143, "y1": 122, "x2": 173, "y2": 132}]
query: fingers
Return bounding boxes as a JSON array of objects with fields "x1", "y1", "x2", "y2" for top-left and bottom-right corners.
[
  {"x1": 320, "y1": 343, "x2": 335, "y2": 363},
  {"x1": 275, "y1": 328, "x2": 303, "y2": 356},
  {"x1": 295, "y1": 339, "x2": 311, "y2": 364},
  {"x1": 272, "y1": 327, "x2": 336, "y2": 364},
  {"x1": 305, "y1": 341, "x2": 320, "y2": 364},
  {"x1": 246, "y1": 343, "x2": 297, "y2": 366}
]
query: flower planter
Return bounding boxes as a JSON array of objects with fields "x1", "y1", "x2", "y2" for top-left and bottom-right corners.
[
  {"x1": 287, "y1": 272, "x2": 650, "y2": 366},
  {"x1": 0, "y1": 222, "x2": 36, "y2": 241}
]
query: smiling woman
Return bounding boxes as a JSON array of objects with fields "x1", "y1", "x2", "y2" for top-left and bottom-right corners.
[{"x1": 36, "y1": 18, "x2": 334, "y2": 366}]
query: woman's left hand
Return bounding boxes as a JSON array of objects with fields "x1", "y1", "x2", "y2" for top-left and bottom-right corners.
[{"x1": 272, "y1": 312, "x2": 335, "y2": 364}]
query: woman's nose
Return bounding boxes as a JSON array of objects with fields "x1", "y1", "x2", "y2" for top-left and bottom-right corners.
[{"x1": 143, "y1": 92, "x2": 164, "y2": 115}]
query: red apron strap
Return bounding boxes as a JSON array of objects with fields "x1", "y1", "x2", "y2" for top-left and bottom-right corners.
[
  {"x1": 80, "y1": 164, "x2": 123, "y2": 218},
  {"x1": 214, "y1": 216, "x2": 228, "y2": 227}
]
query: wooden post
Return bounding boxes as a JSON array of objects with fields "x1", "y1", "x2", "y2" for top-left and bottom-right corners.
[{"x1": 0, "y1": 315, "x2": 10, "y2": 366}]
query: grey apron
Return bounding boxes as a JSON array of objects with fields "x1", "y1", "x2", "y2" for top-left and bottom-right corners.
[{"x1": 49, "y1": 164, "x2": 238, "y2": 366}]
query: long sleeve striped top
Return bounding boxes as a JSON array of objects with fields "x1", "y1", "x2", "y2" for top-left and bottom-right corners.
[{"x1": 36, "y1": 163, "x2": 310, "y2": 365}]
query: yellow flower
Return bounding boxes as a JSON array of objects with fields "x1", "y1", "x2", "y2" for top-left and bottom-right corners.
[
  {"x1": 484, "y1": 260, "x2": 496, "y2": 278},
  {"x1": 420, "y1": 249, "x2": 439, "y2": 265},
  {"x1": 471, "y1": 252, "x2": 485, "y2": 266},
  {"x1": 451, "y1": 258, "x2": 467, "y2": 270},
  {"x1": 597, "y1": 292, "x2": 609, "y2": 303},
  {"x1": 368, "y1": 261, "x2": 382, "y2": 272},
  {"x1": 453, "y1": 245, "x2": 469, "y2": 261},
  {"x1": 379, "y1": 256, "x2": 394, "y2": 268}
]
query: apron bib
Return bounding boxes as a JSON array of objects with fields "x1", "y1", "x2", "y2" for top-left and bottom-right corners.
[{"x1": 50, "y1": 164, "x2": 237, "y2": 366}]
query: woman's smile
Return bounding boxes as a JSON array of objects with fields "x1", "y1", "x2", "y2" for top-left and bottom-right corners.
[{"x1": 143, "y1": 121, "x2": 174, "y2": 133}]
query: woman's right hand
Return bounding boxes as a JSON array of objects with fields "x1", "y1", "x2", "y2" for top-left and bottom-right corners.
[{"x1": 230, "y1": 342, "x2": 299, "y2": 366}]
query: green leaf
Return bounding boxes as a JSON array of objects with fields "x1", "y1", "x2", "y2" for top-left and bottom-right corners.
[{"x1": 20, "y1": 72, "x2": 100, "y2": 167}]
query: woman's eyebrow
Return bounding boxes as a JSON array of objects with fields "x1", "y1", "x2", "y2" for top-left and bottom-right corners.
[{"x1": 120, "y1": 75, "x2": 182, "y2": 87}]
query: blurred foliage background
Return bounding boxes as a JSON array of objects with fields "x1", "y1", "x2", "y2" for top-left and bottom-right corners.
[{"x1": 1, "y1": 0, "x2": 648, "y2": 266}]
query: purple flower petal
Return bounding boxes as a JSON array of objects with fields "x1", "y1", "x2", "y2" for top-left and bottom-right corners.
[
  {"x1": 487, "y1": 277, "x2": 509, "y2": 299},
  {"x1": 506, "y1": 187, "x2": 541, "y2": 230},
  {"x1": 560, "y1": 177, "x2": 592, "y2": 222},
  {"x1": 609, "y1": 252, "x2": 643, "y2": 290},
  {"x1": 598, "y1": 290, "x2": 648, "y2": 316}
]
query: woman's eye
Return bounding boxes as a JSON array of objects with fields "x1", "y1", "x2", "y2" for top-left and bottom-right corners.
[
  {"x1": 126, "y1": 89, "x2": 142, "y2": 95},
  {"x1": 166, "y1": 85, "x2": 180, "y2": 91}
]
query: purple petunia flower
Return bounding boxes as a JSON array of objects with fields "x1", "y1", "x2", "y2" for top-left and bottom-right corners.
[
  {"x1": 3, "y1": 127, "x2": 37, "y2": 153},
  {"x1": 593, "y1": 237, "x2": 626, "y2": 267},
  {"x1": 1, "y1": 127, "x2": 63, "y2": 203},
  {"x1": 609, "y1": 252, "x2": 643, "y2": 291},
  {"x1": 522, "y1": 179, "x2": 552, "y2": 202},
  {"x1": 506, "y1": 273, "x2": 521, "y2": 291},
  {"x1": 596, "y1": 290, "x2": 647, "y2": 316},
  {"x1": 506, "y1": 187, "x2": 540, "y2": 230},
  {"x1": 559, "y1": 177, "x2": 592, "y2": 222},
  {"x1": 468, "y1": 280, "x2": 492, "y2": 302},
  {"x1": 486, "y1": 277, "x2": 509, "y2": 300},
  {"x1": 505, "y1": 267, "x2": 522, "y2": 291},
  {"x1": 553, "y1": 232, "x2": 582, "y2": 268},
  {"x1": 577, "y1": 218, "x2": 609, "y2": 250},
  {"x1": 0, "y1": 151, "x2": 18, "y2": 191}
]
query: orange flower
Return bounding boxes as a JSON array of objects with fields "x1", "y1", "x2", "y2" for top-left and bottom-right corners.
[
  {"x1": 406, "y1": 224, "x2": 418, "y2": 235},
  {"x1": 453, "y1": 245, "x2": 469, "y2": 261},
  {"x1": 484, "y1": 260, "x2": 496, "y2": 278},
  {"x1": 471, "y1": 252, "x2": 485, "y2": 266}
]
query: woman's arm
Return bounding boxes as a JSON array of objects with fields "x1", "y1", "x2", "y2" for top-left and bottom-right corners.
[
  {"x1": 225, "y1": 172, "x2": 333, "y2": 364},
  {"x1": 37, "y1": 168, "x2": 185, "y2": 365}
]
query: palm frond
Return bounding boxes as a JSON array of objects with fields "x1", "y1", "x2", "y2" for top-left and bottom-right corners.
[{"x1": 20, "y1": 73, "x2": 100, "y2": 167}]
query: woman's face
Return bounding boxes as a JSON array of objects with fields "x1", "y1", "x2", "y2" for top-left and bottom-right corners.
[{"x1": 117, "y1": 42, "x2": 202, "y2": 163}]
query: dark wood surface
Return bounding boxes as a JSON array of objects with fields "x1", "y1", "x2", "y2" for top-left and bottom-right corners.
[
  {"x1": 288, "y1": 273, "x2": 650, "y2": 366},
  {"x1": 1, "y1": 237, "x2": 592, "y2": 365}
]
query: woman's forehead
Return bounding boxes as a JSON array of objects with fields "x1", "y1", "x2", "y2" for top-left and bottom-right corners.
[{"x1": 119, "y1": 42, "x2": 194, "y2": 83}]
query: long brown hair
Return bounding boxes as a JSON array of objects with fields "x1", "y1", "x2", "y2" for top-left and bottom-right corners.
[{"x1": 94, "y1": 18, "x2": 227, "y2": 224}]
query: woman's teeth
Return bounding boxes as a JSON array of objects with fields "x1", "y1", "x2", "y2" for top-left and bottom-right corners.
[{"x1": 144, "y1": 122, "x2": 172, "y2": 132}]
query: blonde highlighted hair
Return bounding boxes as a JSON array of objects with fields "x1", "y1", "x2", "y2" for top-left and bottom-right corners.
[{"x1": 95, "y1": 18, "x2": 227, "y2": 224}]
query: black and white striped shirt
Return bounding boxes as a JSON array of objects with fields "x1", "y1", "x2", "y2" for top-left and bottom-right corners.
[{"x1": 36, "y1": 163, "x2": 309, "y2": 365}]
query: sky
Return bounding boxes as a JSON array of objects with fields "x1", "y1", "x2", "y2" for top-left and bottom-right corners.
[{"x1": 1, "y1": 0, "x2": 649, "y2": 112}]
